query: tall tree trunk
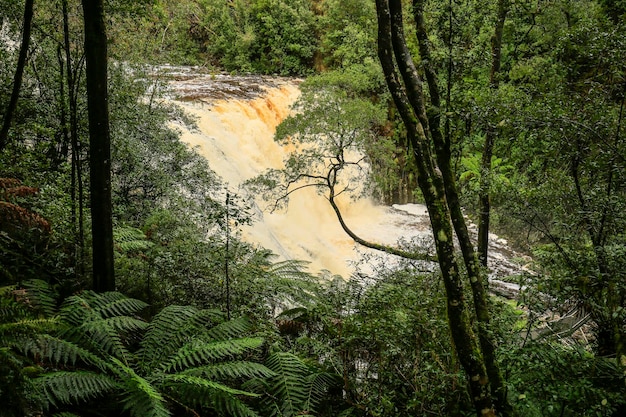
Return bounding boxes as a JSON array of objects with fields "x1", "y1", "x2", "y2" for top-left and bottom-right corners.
[
  {"x1": 478, "y1": 0, "x2": 509, "y2": 267},
  {"x1": 410, "y1": 1, "x2": 512, "y2": 414},
  {"x1": 82, "y1": 0, "x2": 115, "y2": 292},
  {"x1": 376, "y1": 1, "x2": 495, "y2": 415},
  {"x1": 63, "y1": 0, "x2": 86, "y2": 279},
  {"x1": 0, "y1": 0, "x2": 34, "y2": 151}
]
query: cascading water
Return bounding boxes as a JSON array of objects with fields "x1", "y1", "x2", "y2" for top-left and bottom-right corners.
[{"x1": 164, "y1": 68, "x2": 527, "y2": 287}]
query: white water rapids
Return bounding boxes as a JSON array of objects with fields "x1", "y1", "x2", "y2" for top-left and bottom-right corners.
[{"x1": 163, "y1": 69, "x2": 527, "y2": 289}]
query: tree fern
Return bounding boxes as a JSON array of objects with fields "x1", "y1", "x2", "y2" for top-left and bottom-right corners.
[
  {"x1": 205, "y1": 316, "x2": 254, "y2": 340},
  {"x1": 17, "y1": 291, "x2": 276, "y2": 417},
  {"x1": 35, "y1": 371, "x2": 120, "y2": 409},
  {"x1": 246, "y1": 351, "x2": 341, "y2": 417},
  {"x1": 137, "y1": 305, "x2": 223, "y2": 371},
  {"x1": 19, "y1": 279, "x2": 58, "y2": 317},
  {"x1": 0, "y1": 280, "x2": 61, "y2": 416},
  {"x1": 182, "y1": 360, "x2": 276, "y2": 380},
  {"x1": 60, "y1": 291, "x2": 147, "y2": 323},
  {"x1": 114, "y1": 225, "x2": 154, "y2": 252},
  {"x1": 161, "y1": 337, "x2": 264, "y2": 373},
  {"x1": 109, "y1": 357, "x2": 172, "y2": 417},
  {"x1": 27, "y1": 334, "x2": 111, "y2": 370}
]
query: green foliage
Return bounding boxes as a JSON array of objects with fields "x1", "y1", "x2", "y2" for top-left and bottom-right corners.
[
  {"x1": 0, "y1": 280, "x2": 62, "y2": 416},
  {"x1": 318, "y1": 0, "x2": 378, "y2": 69},
  {"x1": 247, "y1": 76, "x2": 388, "y2": 209},
  {"x1": 20, "y1": 290, "x2": 270, "y2": 416},
  {"x1": 274, "y1": 266, "x2": 476, "y2": 417},
  {"x1": 504, "y1": 342, "x2": 626, "y2": 416},
  {"x1": 245, "y1": 351, "x2": 340, "y2": 417}
]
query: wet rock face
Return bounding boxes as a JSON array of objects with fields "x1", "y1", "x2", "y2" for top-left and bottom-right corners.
[{"x1": 154, "y1": 65, "x2": 301, "y2": 102}]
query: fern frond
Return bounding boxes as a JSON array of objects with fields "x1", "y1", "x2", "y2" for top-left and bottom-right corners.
[
  {"x1": 0, "y1": 317, "x2": 59, "y2": 342},
  {"x1": 162, "y1": 338, "x2": 264, "y2": 373},
  {"x1": 163, "y1": 374, "x2": 261, "y2": 397},
  {"x1": 205, "y1": 316, "x2": 253, "y2": 341},
  {"x1": 161, "y1": 374, "x2": 261, "y2": 417},
  {"x1": 114, "y1": 226, "x2": 154, "y2": 252},
  {"x1": 110, "y1": 357, "x2": 171, "y2": 417},
  {"x1": 35, "y1": 371, "x2": 119, "y2": 408},
  {"x1": 138, "y1": 306, "x2": 223, "y2": 371},
  {"x1": 304, "y1": 371, "x2": 340, "y2": 413},
  {"x1": 62, "y1": 291, "x2": 147, "y2": 321},
  {"x1": 28, "y1": 334, "x2": 111, "y2": 370},
  {"x1": 255, "y1": 352, "x2": 311, "y2": 417},
  {"x1": 263, "y1": 259, "x2": 313, "y2": 280},
  {"x1": 182, "y1": 361, "x2": 275, "y2": 380},
  {"x1": 212, "y1": 391, "x2": 262, "y2": 417},
  {"x1": 21, "y1": 279, "x2": 58, "y2": 317},
  {"x1": 76, "y1": 318, "x2": 131, "y2": 361}
]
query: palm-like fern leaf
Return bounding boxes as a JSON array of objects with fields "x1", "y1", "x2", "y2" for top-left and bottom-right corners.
[
  {"x1": 161, "y1": 337, "x2": 264, "y2": 373},
  {"x1": 162, "y1": 375, "x2": 261, "y2": 417},
  {"x1": 263, "y1": 260, "x2": 319, "y2": 295},
  {"x1": 27, "y1": 334, "x2": 111, "y2": 370},
  {"x1": 205, "y1": 316, "x2": 253, "y2": 341},
  {"x1": 35, "y1": 371, "x2": 120, "y2": 408},
  {"x1": 114, "y1": 226, "x2": 154, "y2": 252},
  {"x1": 138, "y1": 305, "x2": 223, "y2": 371},
  {"x1": 213, "y1": 391, "x2": 262, "y2": 417},
  {"x1": 263, "y1": 260, "x2": 314, "y2": 280},
  {"x1": 20, "y1": 279, "x2": 58, "y2": 317},
  {"x1": 303, "y1": 371, "x2": 340, "y2": 414},
  {"x1": 182, "y1": 361, "x2": 276, "y2": 380},
  {"x1": 163, "y1": 374, "x2": 260, "y2": 397},
  {"x1": 0, "y1": 317, "x2": 59, "y2": 343},
  {"x1": 16, "y1": 291, "x2": 271, "y2": 417},
  {"x1": 260, "y1": 352, "x2": 311, "y2": 417},
  {"x1": 60, "y1": 291, "x2": 147, "y2": 325},
  {"x1": 110, "y1": 357, "x2": 171, "y2": 417},
  {"x1": 55, "y1": 292, "x2": 148, "y2": 362},
  {"x1": 246, "y1": 352, "x2": 339, "y2": 417}
]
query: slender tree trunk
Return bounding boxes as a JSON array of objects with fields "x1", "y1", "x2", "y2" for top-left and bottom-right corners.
[
  {"x1": 56, "y1": 46, "x2": 69, "y2": 162},
  {"x1": 82, "y1": 0, "x2": 115, "y2": 292},
  {"x1": 63, "y1": 0, "x2": 86, "y2": 279},
  {"x1": 376, "y1": 1, "x2": 495, "y2": 415},
  {"x1": 410, "y1": 1, "x2": 512, "y2": 414},
  {"x1": 0, "y1": 0, "x2": 34, "y2": 151},
  {"x1": 478, "y1": 0, "x2": 509, "y2": 268}
]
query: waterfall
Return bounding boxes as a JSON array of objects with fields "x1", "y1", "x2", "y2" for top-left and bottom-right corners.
[
  {"x1": 165, "y1": 70, "x2": 527, "y2": 283},
  {"x1": 164, "y1": 73, "x2": 428, "y2": 277}
]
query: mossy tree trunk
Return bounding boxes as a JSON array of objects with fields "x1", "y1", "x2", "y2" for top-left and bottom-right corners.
[
  {"x1": 375, "y1": 1, "x2": 496, "y2": 415},
  {"x1": 375, "y1": 0, "x2": 519, "y2": 415}
]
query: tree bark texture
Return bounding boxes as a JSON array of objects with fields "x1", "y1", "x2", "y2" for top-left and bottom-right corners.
[
  {"x1": 0, "y1": 0, "x2": 34, "y2": 151},
  {"x1": 82, "y1": 0, "x2": 115, "y2": 292},
  {"x1": 375, "y1": 1, "x2": 496, "y2": 415},
  {"x1": 411, "y1": 1, "x2": 513, "y2": 414}
]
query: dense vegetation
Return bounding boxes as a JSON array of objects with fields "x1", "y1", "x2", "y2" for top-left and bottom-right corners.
[{"x1": 1, "y1": 0, "x2": 625, "y2": 416}]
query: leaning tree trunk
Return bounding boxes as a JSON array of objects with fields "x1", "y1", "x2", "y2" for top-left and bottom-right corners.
[
  {"x1": 376, "y1": 1, "x2": 495, "y2": 415},
  {"x1": 82, "y1": 0, "x2": 115, "y2": 292},
  {"x1": 0, "y1": 0, "x2": 34, "y2": 151}
]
